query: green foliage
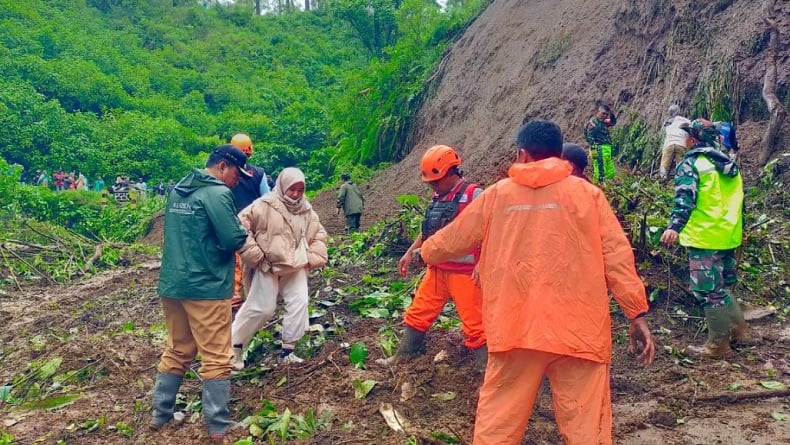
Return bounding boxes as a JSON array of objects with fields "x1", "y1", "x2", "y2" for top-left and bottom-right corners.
[
  {"x1": 1, "y1": 0, "x2": 490, "y2": 196},
  {"x1": 690, "y1": 60, "x2": 737, "y2": 122},
  {"x1": 0, "y1": 430, "x2": 16, "y2": 445},
  {"x1": 330, "y1": 0, "x2": 491, "y2": 168},
  {"x1": 241, "y1": 400, "x2": 332, "y2": 442},
  {"x1": 348, "y1": 341, "x2": 368, "y2": 368},
  {"x1": 610, "y1": 113, "x2": 662, "y2": 173}
]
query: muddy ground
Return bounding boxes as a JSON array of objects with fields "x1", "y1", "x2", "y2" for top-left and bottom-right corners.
[
  {"x1": 1, "y1": 247, "x2": 789, "y2": 445},
  {"x1": 3, "y1": 0, "x2": 790, "y2": 443}
]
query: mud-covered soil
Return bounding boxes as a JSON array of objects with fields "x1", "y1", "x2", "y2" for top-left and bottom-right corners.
[{"x1": 1, "y1": 254, "x2": 789, "y2": 445}]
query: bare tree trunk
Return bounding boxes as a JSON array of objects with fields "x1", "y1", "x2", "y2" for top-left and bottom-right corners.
[
  {"x1": 255, "y1": 0, "x2": 262, "y2": 15},
  {"x1": 305, "y1": 0, "x2": 310, "y2": 11},
  {"x1": 758, "y1": 0, "x2": 787, "y2": 165}
]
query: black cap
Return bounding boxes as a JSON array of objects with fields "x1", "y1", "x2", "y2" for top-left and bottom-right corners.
[
  {"x1": 341, "y1": 173, "x2": 351, "y2": 181},
  {"x1": 213, "y1": 144, "x2": 253, "y2": 177}
]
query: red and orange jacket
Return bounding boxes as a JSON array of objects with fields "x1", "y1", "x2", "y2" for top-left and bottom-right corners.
[{"x1": 420, "y1": 157, "x2": 648, "y2": 364}]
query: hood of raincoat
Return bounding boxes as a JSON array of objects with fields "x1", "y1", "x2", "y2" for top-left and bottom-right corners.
[{"x1": 507, "y1": 157, "x2": 573, "y2": 188}]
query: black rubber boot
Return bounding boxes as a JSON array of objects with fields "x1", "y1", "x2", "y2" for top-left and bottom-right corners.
[
  {"x1": 471, "y1": 344, "x2": 488, "y2": 371},
  {"x1": 377, "y1": 326, "x2": 426, "y2": 366}
]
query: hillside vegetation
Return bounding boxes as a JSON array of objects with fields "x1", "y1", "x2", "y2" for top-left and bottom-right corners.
[{"x1": 0, "y1": 0, "x2": 488, "y2": 188}]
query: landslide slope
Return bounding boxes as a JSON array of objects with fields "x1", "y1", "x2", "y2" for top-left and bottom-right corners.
[{"x1": 315, "y1": 0, "x2": 790, "y2": 231}]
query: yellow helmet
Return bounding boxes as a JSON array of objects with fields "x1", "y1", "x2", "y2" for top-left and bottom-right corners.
[{"x1": 230, "y1": 133, "x2": 253, "y2": 156}]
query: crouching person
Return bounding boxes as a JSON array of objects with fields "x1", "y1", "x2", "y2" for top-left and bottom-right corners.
[
  {"x1": 231, "y1": 167, "x2": 328, "y2": 369},
  {"x1": 152, "y1": 145, "x2": 252, "y2": 442}
]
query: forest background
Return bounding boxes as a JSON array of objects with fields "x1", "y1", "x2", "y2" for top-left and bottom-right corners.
[{"x1": 0, "y1": 0, "x2": 486, "y2": 192}]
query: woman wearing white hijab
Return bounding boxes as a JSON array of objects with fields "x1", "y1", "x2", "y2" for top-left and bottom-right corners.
[{"x1": 232, "y1": 167, "x2": 328, "y2": 367}]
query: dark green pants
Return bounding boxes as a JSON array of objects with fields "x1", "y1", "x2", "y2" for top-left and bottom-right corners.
[
  {"x1": 688, "y1": 248, "x2": 737, "y2": 308},
  {"x1": 345, "y1": 213, "x2": 361, "y2": 233}
]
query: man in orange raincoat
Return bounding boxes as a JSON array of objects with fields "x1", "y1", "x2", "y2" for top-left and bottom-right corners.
[{"x1": 420, "y1": 120, "x2": 655, "y2": 445}]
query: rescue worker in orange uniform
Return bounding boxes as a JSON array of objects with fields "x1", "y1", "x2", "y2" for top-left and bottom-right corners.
[
  {"x1": 228, "y1": 133, "x2": 270, "y2": 312},
  {"x1": 390, "y1": 145, "x2": 487, "y2": 367},
  {"x1": 420, "y1": 121, "x2": 655, "y2": 445}
]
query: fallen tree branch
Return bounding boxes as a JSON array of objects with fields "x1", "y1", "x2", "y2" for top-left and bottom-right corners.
[{"x1": 695, "y1": 388, "x2": 790, "y2": 404}]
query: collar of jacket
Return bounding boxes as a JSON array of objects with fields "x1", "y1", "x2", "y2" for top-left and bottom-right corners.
[{"x1": 508, "y1": 157, "x2": 573, "y2": 189}]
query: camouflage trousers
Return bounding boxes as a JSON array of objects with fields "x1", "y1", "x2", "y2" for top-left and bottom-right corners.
[{"x1": 688, "y1": 248, "x2": 737, "y2": 308}]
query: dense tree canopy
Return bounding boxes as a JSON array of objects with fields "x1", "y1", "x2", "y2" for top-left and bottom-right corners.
[{"x1": 0, "y1": 0, "x2": 488, "y2": 189}]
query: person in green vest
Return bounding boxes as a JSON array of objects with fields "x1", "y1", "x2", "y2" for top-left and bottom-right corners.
[
  {"x1": 584, "y1": 103, "x2": 617, "y2": 182},
  {"x1": 336, "y1": 173, "x2": 365, "y2": 233},
  {"x1": 660, "y1": 118, "x2": 755, "y2": 359}
]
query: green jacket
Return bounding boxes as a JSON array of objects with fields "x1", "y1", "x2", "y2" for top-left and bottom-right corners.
[
  {"x1": 158, "y1": 168, "x2": 248, "y2": 300},
  {"x1": 337, "y1": 181, "x2": 364, "y2": 215},
  {"x1": 669, "y1": 147, "x2": 743, "y2": 250}
]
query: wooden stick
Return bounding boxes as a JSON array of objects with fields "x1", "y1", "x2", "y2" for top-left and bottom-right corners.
[{"x1": 695, "y1": 388, "x2": 790, "y2": 403}]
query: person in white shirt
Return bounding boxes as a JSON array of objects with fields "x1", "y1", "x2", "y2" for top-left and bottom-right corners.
[{"x1": 660, "y1": 104, "x2": 691, "y2": 179}]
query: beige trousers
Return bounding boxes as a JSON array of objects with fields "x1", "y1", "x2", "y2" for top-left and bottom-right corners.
[
  {"x1": 157, "y1": 297, "x2": 233, "y2": 380},
  {"x1": 660, "y1": 144, "x2": 686, "y2": 178}
]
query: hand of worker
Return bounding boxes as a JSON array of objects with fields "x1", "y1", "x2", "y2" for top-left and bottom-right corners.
[
  {"x1": 660, "y1": 229, "x2": 678, "y2": 246},
  {"x1": 398, "y1": 250, "x2": 413, "y2": 277},
  {"x1": 335, "y1": 207, "x2": 341, "y2": 216},
  {"x1": 628, "y1": 317, "x2": 655, "y2": 365}
]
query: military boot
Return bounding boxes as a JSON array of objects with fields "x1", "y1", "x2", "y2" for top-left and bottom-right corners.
[
  {"x1": 728, "y1": 300, "x2": 759, "y2": 346},
  {"x1": 686, "y1": 306, "x2": 733, "y2": 359}
]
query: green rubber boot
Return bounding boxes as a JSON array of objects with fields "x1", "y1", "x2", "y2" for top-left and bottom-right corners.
[
  {"x1": 150, "y1": 373, "x2": 183, "y2": 430},
  {"x1": 687, "y1": 306, "x2": 733, "y2": 359},
  {"x1": 203, "y1": 379, "x2": 232, "y2": 441}
]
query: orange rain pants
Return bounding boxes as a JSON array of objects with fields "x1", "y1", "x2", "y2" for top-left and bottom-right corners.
[
  {"x1": 474, "y1": 348, "x2": 612, "y2": 445},
  {"x1": 403, "y1": 266, "x2": 486, "y2": 349}
]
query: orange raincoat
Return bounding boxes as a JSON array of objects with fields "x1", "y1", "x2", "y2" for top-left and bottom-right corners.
[{"x1": 420, "y1": 157, "x2": 648, "y2": 364}]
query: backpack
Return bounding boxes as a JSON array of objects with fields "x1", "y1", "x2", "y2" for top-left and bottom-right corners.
[{"x1": 716, "y1": 122, "x2": 738, "y2": 151}]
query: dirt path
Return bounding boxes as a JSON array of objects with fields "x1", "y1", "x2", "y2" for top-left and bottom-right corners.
[{"x1": 1, "y1": 257, "x2": 789, "y2": 444}]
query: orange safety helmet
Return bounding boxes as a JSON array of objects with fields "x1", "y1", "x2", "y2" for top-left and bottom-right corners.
[
  {"x1": 230, "y1": 133, "x2": 253, "y2": 156},
  {"x1": 421, "y1": 145, "x2": 462, "y2": 182}
]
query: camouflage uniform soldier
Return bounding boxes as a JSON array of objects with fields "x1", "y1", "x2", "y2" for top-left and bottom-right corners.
[
  {"x1": 660, "y1": 119, "x2": 756, "y2": 358},
  {"x1": 584, "y1": 103, "x2": 617, "y2": 182}
]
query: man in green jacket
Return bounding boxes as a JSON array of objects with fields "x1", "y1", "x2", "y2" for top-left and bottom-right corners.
[
  {"x1": 660, "y1": 119, "x2": 755, "y2": 359},
  {"x1": 336, "y1": 173, "x2": 365, "y2": 233},
  {"x1": 151, "y1": 144, "x2": 251, "y2": 442}
]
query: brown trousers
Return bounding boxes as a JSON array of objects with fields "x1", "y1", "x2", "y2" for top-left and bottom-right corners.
[{"x1": 157, "y1": 297, "x2": 233, "y2": 380}]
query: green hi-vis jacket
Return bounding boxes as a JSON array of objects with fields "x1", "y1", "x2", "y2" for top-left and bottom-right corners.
[
  {"x1": 672, "y1": 149, "x2": 743, "y2": 250},
  {"x1": 158, "y1": 168, "x2": 248, "y2": 300}
]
